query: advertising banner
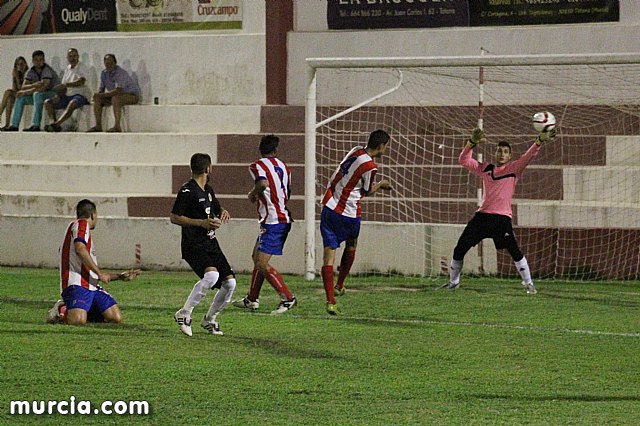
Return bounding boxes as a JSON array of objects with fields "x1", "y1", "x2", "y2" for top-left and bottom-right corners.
[
  {"x1": 1, "y1": 0, "x2": 116, "y2": 35},
  {"x1": 116, "y1": 0, "x2": 243, "y2": 32},
  {"x1": 327, "y1": 0, "x2": 619, "y2": 30}
]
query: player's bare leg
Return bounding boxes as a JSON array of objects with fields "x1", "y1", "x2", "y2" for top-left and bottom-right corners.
[
  {"x1": 102, "y1": 305, "x2": 122, "y2": 323},
  {"x1": 66, "y1": 308, "x2": 88, "y2": 326}
]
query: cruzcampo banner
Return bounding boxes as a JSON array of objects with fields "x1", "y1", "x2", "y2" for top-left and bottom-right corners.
[{"x1": 116, "y1": 0, "x2": 243, "y2": 32}]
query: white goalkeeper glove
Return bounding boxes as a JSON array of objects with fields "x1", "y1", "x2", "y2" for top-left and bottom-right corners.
[
  {"x1": 468, "y1": 127, "x2": 486, "y2": 148},
  {"x1": 536, "y1": 128, "x2": 556, "y2": 146}
]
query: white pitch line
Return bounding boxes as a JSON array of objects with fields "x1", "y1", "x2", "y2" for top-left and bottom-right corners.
[{"x1": 278, "y1": 313, "x2": 640, "y2": 338}]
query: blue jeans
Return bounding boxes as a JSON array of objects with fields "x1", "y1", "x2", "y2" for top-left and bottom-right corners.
[{"x1": 11, "y1": 90, "x2": 56, "y2": 128}]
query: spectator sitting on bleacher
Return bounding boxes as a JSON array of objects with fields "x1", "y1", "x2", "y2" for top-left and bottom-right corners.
[
  {"x1": 87, "y1": 54, "x2": 139, "y2": 133},
  {"x1": 2, "y1": 50, "x2": 59, "y2": 132},
  {"x1": 0, "y1": 56, "x2": 28, "y2": 131},
  {"x1": 43, "y1": 48, "x2": 91, "y2": 133}
]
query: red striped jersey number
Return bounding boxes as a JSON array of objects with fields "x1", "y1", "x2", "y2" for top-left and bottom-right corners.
[
  {"x1": 340, "y1": 156, "x2": 357, "y2": 177},
  {"x1": 273, "y1": 165, "x2": 286, "y2": 193}
]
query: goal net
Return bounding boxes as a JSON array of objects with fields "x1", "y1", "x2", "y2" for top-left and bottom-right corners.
[{"x1": 305, "y1": 54, "x2": 640, "y2": 281}]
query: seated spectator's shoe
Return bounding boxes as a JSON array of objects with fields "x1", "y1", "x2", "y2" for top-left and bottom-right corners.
[
  {"x1": 86, "y1": 126, "x2": 102, "y2": 133},
  {"x1": 325, "y1": 302, "x2": 341, "y2": 316},
  {"x1": 200, "y1": 318, "x2": 223, "y2": 336},
  {"x1": 45, "y1": 124, "x2": 62, "y2": 132},
  {"x1": 45, "y1": 300, "x2": 65, "y2": 324},
  {"x1": 23, "y1": 125, "x2": 40, "y2": 132},
  {"x1": 334, "y1": 285, "x2": 346, "y2": 297},
  {"x1": 2, "y1": 125, "x2": 19, "y2": 132},
  {"x1": 271, "y1": 297, "x2": 297, "y2": 315},
  {"x1": 232, "y1": 296, "x2": 259, "y2": 311},
  {"x1": 106, "y1": 127, "x2": 121, "y2": 133},
  {"x1": 174, "y1": 309, "x2": 192, "y2": 337},
  {"x1": 522, "y1": 281, "x2": 537, "y2": 294}
]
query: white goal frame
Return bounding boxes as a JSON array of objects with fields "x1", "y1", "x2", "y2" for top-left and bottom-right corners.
[{"x1": 304, "y1": 53, "x2": 640, "y2": 280}]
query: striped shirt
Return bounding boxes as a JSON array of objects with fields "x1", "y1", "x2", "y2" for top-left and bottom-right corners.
[
  {"x1": 322, "y1": 146, "x2": 377, "y2": 218},
  {"x1": 459, "y1": 143, "x2": 540, "y2": 218},
  {"x1": 249, "y1": 156, "x2": 292, "y2": 224},
  {"x1": 59, "y1": 219, "x2": 98, "y2": 291}
]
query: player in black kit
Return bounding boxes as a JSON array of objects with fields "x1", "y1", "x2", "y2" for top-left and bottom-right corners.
[{"x1": 170, "y1": 153, "x2": 236, "y2": 336}]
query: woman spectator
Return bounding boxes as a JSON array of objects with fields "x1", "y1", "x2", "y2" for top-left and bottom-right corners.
[{"x1": 0, "y1": 56, "x2": 28, "y2": 130}]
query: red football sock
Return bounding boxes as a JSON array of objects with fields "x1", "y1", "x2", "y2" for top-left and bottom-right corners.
[
  {"x1": 321, "y1": 265, "x2": 336, "y2": 304},
  {"x1": 265, "y1": 266, "x2": 293, "y2": 301},
  {"x1": 336, "y1": 250, "x2": 356, "y2": 289},
  {"x1": 248, "y1": 268, "x2": 265, "y2": 301}
]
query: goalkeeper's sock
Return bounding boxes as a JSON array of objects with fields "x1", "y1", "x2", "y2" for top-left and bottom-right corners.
[
  {"x1": 248, "y1": 268, "x2": 265, "y2": 301},
  {"x1": 183, "y1": 271, "x2": 219, "y2": 315},
  {"x1": 449, "y1": 259, "x2": 463, "y2": 285},
  {"x1": 205, "y1": 278, "x2": 236, "y2": 321},
  {"x1": 514, "y1": 257, "x2": 532, "y2": 284},
  {"x1": 336, "y1": 249, "x2": 355, "y2": 290},
  {"x1": 265, "y1": 266, "x2": 293, "y2": 301},
  {"x1": 321, "y1": 265, "x2": 336, "y2": 304}
]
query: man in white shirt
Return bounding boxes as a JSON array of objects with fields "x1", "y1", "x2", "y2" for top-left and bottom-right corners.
[{"x1": 44, "y1": 48, "x2": 91, "y2": 132}]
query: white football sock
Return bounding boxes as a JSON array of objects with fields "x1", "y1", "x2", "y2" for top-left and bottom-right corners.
[
  {"x1": 205, "y1": 278, "x2": 236, "y2": 322},
  {"x1": 450, "y1": 259, "x2": 463, "y2": 285},
  {"x1": 514, "y1": 257, "x2": 532, "y2": 284},
  {"x1": 182, "y1": 271, "x2": 219, "y2": 315}
]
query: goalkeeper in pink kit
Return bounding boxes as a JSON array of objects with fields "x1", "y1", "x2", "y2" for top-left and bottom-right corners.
[{"x1": 443, "y1": 126, "x2": 556, "y2": 293}]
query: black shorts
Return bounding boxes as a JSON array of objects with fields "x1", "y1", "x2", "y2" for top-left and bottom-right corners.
[
  {"x1": 183, "y1": 241, "x2": 234, "y2": 287},
  {"x1": 459, "y1": 212, "x2": 517, "y2": 250}
]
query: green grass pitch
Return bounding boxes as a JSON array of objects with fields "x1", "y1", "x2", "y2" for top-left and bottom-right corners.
[{"x1": 1, "y1": 266, "x2": 639, "y2": 425}]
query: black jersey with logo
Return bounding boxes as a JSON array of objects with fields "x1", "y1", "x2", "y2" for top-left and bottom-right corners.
[{"x1": 171, "y1": 179, "x2": 222, "y2": 252}]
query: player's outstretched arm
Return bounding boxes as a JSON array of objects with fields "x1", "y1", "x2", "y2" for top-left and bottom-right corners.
[
  {"x1": 170, "y1": 213, "x2": 220, "y2": 230},
  {"x1": 116, "y1": 269, "x2": 142, "y2": 281},
  {"x1": 535, "y1": 128, "x2": 556, "y2": 146}
]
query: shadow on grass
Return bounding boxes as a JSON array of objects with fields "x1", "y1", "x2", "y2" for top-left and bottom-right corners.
[
  {"x1": 230, "y1": 335, "x2": 349, "y2": 362},
  {"x1": 470, "y1": 393, "x2": 640, "y2": 402},
  {"x1": 537, "y1": 292, "x2": 640, "y2": 308}
]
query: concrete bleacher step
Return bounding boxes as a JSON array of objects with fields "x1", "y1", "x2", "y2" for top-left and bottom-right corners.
[
  {"x1": 0, "y1": 133, "x2": 219, "y2": 163},
  {"x1": 0, "y1": 161, "x2": 173, "y2": 194},
  {"x1": 15, "y1": 104, "x2": 262, "y2": 134}
]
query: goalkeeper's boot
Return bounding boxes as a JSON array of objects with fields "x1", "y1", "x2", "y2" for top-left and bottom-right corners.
[
  {"x1": 325, "y1": 302, "x2": 341, "y2": 316},
  {"x1": 522, "y1": 281, "x2": 537, "y2": 294},
  {"x1": 439, "y1": 282, "x2": 459, "y2": 291},
  {"x1": 45, "y1": 300, "x2": 65, "y2": 324},
  {"x1": 271, "y1": 297, "x2": 297, "y2": 315},
  {"x1": 174, "y1": 309, "x2": 193, "y2": 337},
  {"x1": 232, "y1": 296, "x2": 259, "y2": 311},
  {"x1": 334, "y1": 285, "x2": 346, "y2": 297},
  {"x1": 201, "y1": 318, "x2": 223, "y2": 336}
]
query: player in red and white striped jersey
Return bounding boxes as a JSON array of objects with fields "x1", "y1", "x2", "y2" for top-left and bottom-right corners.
[
  {"x1": 47, "y1": 199, "x2": 140, "y2": 325},
  {"x1": 320, "y1": 130, "x2": 392, "y2": 315},
  {"x1": 233, "y1": 135, "x2": 297, "y2": 314}
]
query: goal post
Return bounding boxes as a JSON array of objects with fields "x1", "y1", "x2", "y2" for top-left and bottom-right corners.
[{"x1": 305, "y1": 53, "x2": 640, "y2": 281}]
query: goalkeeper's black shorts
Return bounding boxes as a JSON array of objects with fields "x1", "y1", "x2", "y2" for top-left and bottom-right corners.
[{"x1": 458, "y1": 212, "x2": 518, "y2": 251}]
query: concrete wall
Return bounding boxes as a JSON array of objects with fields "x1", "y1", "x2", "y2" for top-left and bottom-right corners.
[
  {"x1": 288, "y1": 0, "x2": 640, "y2": 105},
  {"x1": 0, "y1": 215, "x2": 490, "y2": 276},
  {"x1": 0, "y1": 2, "x2": 265, "y2": 106}
]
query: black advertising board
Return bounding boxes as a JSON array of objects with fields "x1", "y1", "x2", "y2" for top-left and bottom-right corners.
[
  {"x1": 0, "y1": 0, "x2": 116, "y2": 35},
  {"x1": 327, "y1": 0, "x2": 469, "y2": 30},
  {"x1": 51, "y1": 0, "x2": 117, "y2": 33},
  {"x1": 327, "y1": 0, "x2": 619, "y2": 30},
  {"x1": 469, "y1": 0, "x2": 619, "y2": 27}
]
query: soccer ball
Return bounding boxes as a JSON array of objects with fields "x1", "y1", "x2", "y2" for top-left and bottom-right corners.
[{"x1": 532, "y1": 112, "x2": 556, "y2": 132}]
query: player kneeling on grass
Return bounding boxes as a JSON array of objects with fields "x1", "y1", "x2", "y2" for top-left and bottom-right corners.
[
  {"x1": 233, "y1": 135, "x2": 297, "y2": 314},
  {"x1": 171, "y1": 153, "x2": 236, "y2": 337},
  {"x1": 45, "y1": 199, "x2": 141, "y2": 325},
  {"x1": 320, "y1": 129, "x2": 392, "y2": 315},
  {"x1": 441, "y1": 126, "x2": 556, "y2": 294}
]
